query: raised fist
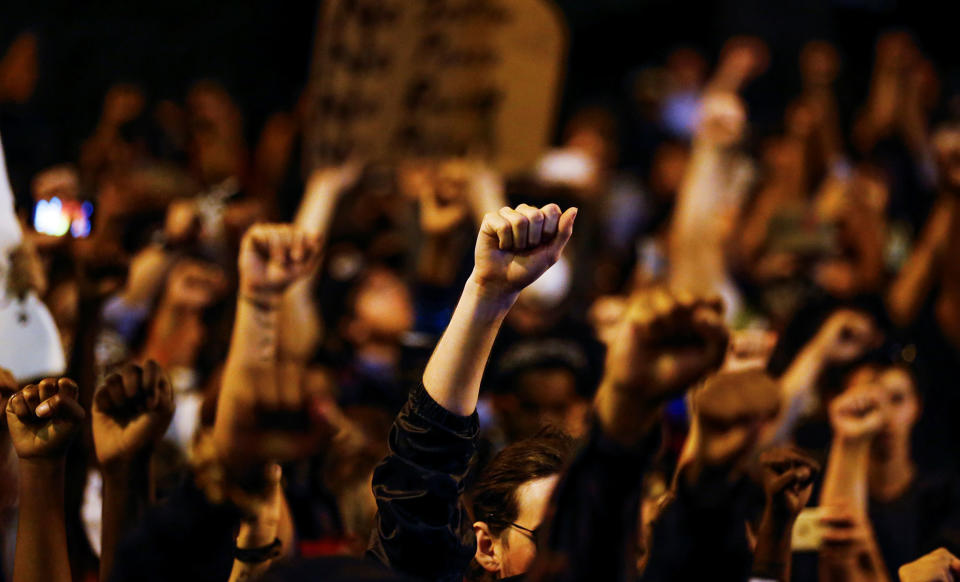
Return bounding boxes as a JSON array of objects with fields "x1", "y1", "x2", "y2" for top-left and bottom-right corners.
[
  {"x1": 690, "y1": 368, "x2": 781, "y2": 466},
  {"x1": 815, "y1": 309, "x2": 879, "y2": 363},
  {"x1": 604, "y1": 289, "x2": 729, "y2": 402},
  {"x1": 758, "y1": 446, "x2": 820, "y2": 520},
  {"x1": 238, "y1": 224, "x2": 321, "y2": 297},
  {"x1": 695, "y1": 92, "x2": 746, "y2": 148},
  {"x1": 163, "y1": 259, "x2": 226, "y2": 311},
  {"x1": 5, "y1": 378, "x2": 84, "y2": 459},
  {"x1": 92, "y1": 361, "x2": 174, "y2": 470},
  {"x1": 899, "y1": 548, "x2": 960, "y2": 582},
  {"x1": 472, "y1": 203, "x2": 576, "y2": 297},
  {"x1": 828, "y1": 383, "x2": 884, "y2": 442}
]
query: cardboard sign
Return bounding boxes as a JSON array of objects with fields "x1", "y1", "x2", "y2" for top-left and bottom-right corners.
[{"x1": 305, "y1": 0, "x2": 567, "y2": 175}]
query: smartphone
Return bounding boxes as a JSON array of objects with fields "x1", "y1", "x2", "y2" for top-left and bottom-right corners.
[
  {"x1": 33, "y1": 196, "x2": 93, "y2": 238},
  {"x1": 792, "y1": 506, "x2": 826, "y2": 552}
]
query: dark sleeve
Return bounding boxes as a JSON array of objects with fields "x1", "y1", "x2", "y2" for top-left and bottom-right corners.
[
  {"x1": 528, "y1": 422, "x2": 661, "y2": 582},
  {"x1": 640, "y1": 467, "x2": 755, "y2": 582},
  {"x1": 108, "y1": 476, "x2": 238, "y2": 582},
  {"x1": 366, "y1": 383, "x2": 479, "y2": 582}
]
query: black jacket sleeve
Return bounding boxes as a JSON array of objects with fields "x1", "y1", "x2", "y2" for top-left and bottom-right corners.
[
  {"x1": 528, "y1": 422, "x2": 661, "y2": 582},
  {"x1": 366, "y1": 383, "x2": 479, "y2": 582}
]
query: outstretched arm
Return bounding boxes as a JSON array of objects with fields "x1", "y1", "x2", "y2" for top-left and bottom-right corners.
[
  {"x1": 93, "y1": 361, "x2": 175, "y2": 582},
  {"x1": 424, "y1": 203, "x2": 576, "y2": 415}
]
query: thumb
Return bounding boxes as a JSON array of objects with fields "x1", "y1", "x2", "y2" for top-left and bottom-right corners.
[{"x1": 547, "y1": 207, "x2": 578, "y2": 255}]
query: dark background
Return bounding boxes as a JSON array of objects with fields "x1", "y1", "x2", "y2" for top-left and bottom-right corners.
[{"x1": 2, "y1": 0, "x2": 957, "y2": 166}]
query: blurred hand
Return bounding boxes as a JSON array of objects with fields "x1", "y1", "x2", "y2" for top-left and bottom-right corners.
[
  {"x1": 212, "y1": 376, "x2": 342, "y2": 467},
  {"x1": 418, "y1": 173, "x2": 470, "y2": 237},
  {"x1": 758, "y1": 446, "x2": 820, "y2": 521},
  {"x1": 5, "y1": 378, "x2": 84, "y2": 460},
  {"x1": 814, "y1": 309, "x2": 879, "y2": 363},
  {"x1": 92, "y1": 361, "x2": 174, "y2": 470},
  {"x1": 899, "y1": 548, "x2": 960, "y2": 582},
  {"x1": 690, "y1": 368, "x2": 780, "y2": 466},
  {"x1": 695, "y1": 92, "x2": 746, "y2": 148},
  {"x1": 238, "y1": 224, "x2": 321, "y2": 298},
  {"x1": 164, "y1": 199, "x2": 201, "y2": 245},
  {"x1": 472, "y1": 203, "x2": 576, "y2": 298},
  {"x1": 829, "y1": 384, "x2": 884, "y2": 442},
  {"x1": 604, "y1": 289, "x2": 728, "y2": 402},
  {"x1": 163, "y1": 259, "x2": 226, "y2": 310}
]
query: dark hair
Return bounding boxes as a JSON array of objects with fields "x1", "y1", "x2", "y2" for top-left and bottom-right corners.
[{"x1": 469, "y1": 427, "x2": 575, "y2": 536}]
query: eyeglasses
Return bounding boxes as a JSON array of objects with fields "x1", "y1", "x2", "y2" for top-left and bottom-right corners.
[{"x1": 507, "y1": 522, "x2": 539, "y2": 545}]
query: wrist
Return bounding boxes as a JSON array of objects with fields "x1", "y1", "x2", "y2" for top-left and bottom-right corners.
[
  {"x1": 19, "y1": 457, "x2": 66, "y2": 480},
  {"x1": 100, "y1": 451, "x2": 152, "y2": 479},
  {"x1": 236, "y1": 521, "x2": 279, "y2": 549},
  {"x1": 463, "y1": 274, "x2": 519, "y2": 318},
  {"x1": 238, "y1": 286, "x2": 282, "y2": 311}
]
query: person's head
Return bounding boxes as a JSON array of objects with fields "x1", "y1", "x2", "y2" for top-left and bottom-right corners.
[
  {"x1": 469, "y1": 428, "x2": 575, "y2": 579},
  {"x1": 844, "y1": 362, "x2": 920, "y2": 463},
  {"x1": 343, "y1": 266, "x2": 414, "y2": 353}
]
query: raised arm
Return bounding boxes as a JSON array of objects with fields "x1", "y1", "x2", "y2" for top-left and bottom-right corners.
[
  {"x1": 770, "y1": 310, "x2": 878, "y2": 443},
  {"x1": 369, "y1": 203, "x2": 576, "y2": 582},
  {"x1": 5, "y1": 377, "x2": 85, "y2": 582},
  {"x1": 93, "y1": 360, "x2": 175, "y2": 582},
  {"x1": 424, "y1": 203, "x2": 576, "y2": 415},
  {"x1": 278, "y1": 163, "x2": 362, "y2": 366},
  {"x1": 819, "y1": 384, "x2": 890, "y2": 582},
  {"x1": 213, "y1": 223, "x2": 326, "y2": 465},
  {"x1": 530, "y1": 289, "x2": 729, "y2": 582}
]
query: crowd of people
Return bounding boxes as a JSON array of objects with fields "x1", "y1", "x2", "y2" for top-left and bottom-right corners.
[{"x1": 2, "y1": 22, "x2": 960, "y2": 582}]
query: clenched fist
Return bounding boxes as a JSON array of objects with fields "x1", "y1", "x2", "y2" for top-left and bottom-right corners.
[
  {"x1": 604, "y1": 289, "x2": 729, "y2": 401},
  {"x1": 472, "y1": 203, "x2": 577, "y2": 298},
  {"x1": 595, "y1": 288, "x2": 729, "y2": 446},
  {"x1": 92, "y1": 361, "x2": 174, "y2": 470},
  {"x1": 829, "y1": 383, "x2": 885, "y2": 442},
  {"x1": 238, "y1": 224, "x2": 321, "y2": 299},
  {"x1": 758, "y1": 446, "x2": 820, "y2": 520},
  {"x1": 5, "y1": 378, "x2": 84, "y2": 459}
]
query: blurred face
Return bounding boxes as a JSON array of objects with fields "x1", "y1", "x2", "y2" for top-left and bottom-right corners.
[
  {"x1": 514, "y1": 368, "x2": 588, "y2": 439},
  {"x1": 848, "y1": 366, "x2": 920, "y2": 461},
  {"x1": 352, "y1": 269, "x2": 414, "y2": 343}
]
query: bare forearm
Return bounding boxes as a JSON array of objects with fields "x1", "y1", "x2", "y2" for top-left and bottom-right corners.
[
  {"x1": 100, "y1": 460, "x2": 151, "y2": 582},
  {"x1": 753, "y1": 512, "x2": 794, "y2": 582},
  {"x1": 821, "y1": 438, "x2": 870, "y2": 508},
  {"x1": 14, "y1": 460, "x2": 70, "y2": 582},
  {"x1": 422, "y1": 275, "x2": 515, "y2": 415}
]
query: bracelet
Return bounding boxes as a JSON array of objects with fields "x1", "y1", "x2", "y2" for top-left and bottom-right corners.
[{"x1": 234, "y1": 537, "x2": 282, "y2": 564}]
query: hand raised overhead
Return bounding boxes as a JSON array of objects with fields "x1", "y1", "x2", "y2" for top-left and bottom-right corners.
[
  {"x1": 5, "y1": 378, "x2": 84, "y2": 459},
  {"x1": 238, "y1": 224, "x2": 321, "y2": 298},
  {"x1": 604, "y1": 288, "x2": 729, "y2": 402},
  {"x1": 92, "y1": 360, "x2": 174, "y2": 470},
  {"x1": 472, "y1": 203, "x2": 577, "y2": 297},
  {"x1": 829, "y1": 384, "x2": 885, "y2": 442}
]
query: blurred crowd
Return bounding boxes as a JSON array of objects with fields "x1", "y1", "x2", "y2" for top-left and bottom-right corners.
[{"x1": 2, "y1": 21, "x2": 960, "y2": 582}]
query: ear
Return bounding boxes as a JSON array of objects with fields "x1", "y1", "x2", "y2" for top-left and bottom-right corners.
[{"x1": 473, "y1": 521, "x2": 501, "y2": 574}]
